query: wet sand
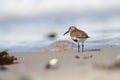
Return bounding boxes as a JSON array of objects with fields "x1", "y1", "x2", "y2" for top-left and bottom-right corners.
[{"x1": 0, "y1": 45, "x2": 120, "y2": 80}]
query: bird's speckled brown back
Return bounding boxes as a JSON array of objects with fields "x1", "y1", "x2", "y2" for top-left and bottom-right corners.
[{"x1": 70, "y1": 29, "x2": 88, "y2": 38}]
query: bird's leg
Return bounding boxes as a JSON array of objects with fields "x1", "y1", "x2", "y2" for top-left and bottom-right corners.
[
  {"x1": 82, "y1": 42, "x2": 84, "y2": 52},
  {"x1": 78, "y1": 42, "x2": 80, "y2": 53}
]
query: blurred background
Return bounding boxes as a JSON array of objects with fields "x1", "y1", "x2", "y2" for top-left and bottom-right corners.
[{"x1": 0, "y1": 0, "x2": 120, "y2": 52}]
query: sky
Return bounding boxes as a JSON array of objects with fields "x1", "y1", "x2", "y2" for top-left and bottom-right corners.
[{"x1": 0, "y1": 0, "x2": 120, "y2": 19}]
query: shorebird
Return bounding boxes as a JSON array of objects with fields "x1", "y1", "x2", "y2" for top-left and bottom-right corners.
[{"x1": 63, "y1": 26, "x2": 89, "y2": 53}]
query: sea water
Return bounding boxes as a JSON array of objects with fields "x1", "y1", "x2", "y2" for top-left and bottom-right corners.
[{"x1": 0, "y1": 15, "x2": 120, "y2": 53}]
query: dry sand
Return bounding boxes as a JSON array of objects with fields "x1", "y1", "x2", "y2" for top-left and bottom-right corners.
[{"x1": 0, "y1": 45, "x2": 120, "y2": 80}]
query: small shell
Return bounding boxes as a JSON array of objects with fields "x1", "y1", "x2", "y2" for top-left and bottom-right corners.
[
  {"x1": 49, "y1": 58, "x2": 59, "y2": 66},
  {"x1": 45, "y1": 58, "x2": 59, "y2": 69}
]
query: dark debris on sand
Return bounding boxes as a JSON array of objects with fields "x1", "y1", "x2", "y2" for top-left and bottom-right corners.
[
  {"x1": 0, "y1": 50, "x2": 18, "y2": 69},
  {"x1": 94, "y1": 60, "x2": 120, "y2": 70},
  {"x1": 0, "y1": 66, "x2": 8, "y2": 71},
  {"x1": 83, "y1": 55, "x2": 93, "y2": 59},
  {"x1": 75, "y1": 55, "x2": 80, "y2": 59}
]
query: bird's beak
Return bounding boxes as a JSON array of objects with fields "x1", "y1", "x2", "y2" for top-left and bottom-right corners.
[{"x1": 63, "y1": 30, "x2": 69, "y2": 35}]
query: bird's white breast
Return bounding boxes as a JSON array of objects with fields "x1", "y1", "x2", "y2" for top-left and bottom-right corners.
[{"x1": 71, "y1": 37, "x2": 87, "y2": 43}]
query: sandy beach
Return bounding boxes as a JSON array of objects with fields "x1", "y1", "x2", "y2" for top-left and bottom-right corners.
[
  {"x1": 0, "y1": 44, "x2": 120, "y2": 80},
  {"x1": 0, "y1": 0, "x2": 120, "y2": 80}
]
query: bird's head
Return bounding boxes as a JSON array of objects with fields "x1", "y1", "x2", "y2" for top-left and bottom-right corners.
[{"x1": 63, "y1": 26, "x2": 77, "y2": 35}]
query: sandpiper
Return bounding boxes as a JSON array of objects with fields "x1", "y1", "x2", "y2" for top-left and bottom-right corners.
[{"x1": 63, "y1": 26, "x2": 89, "y2": 52}]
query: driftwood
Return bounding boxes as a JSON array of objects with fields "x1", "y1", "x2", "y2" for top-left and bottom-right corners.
[
  {"x1": 2, "y1": 55, "x2": 17, "y2": 64},
  {"x1": 0, "y1": 50, "x2": 9, "y2": 57},
  {"x1": 0, "y1": 50, "x2": 17, "y2": 65}
]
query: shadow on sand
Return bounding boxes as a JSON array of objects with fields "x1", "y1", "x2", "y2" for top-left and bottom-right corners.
[{"x1": 85, "y1": 49, "x2": 101, "y2": 52}]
